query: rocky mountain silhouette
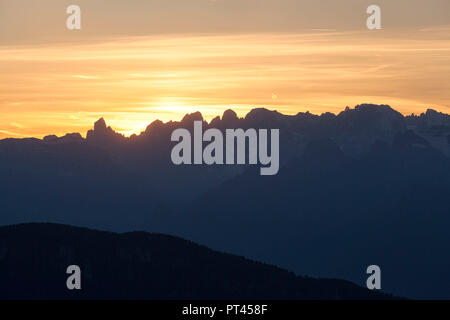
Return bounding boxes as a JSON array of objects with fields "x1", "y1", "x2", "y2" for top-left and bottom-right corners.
[
  {"x1": 0, "y1": 104, "x2": 449, "y2": 299},
  {"x1": 0, "y1": 223, "x2": 392, "y2": 300}
]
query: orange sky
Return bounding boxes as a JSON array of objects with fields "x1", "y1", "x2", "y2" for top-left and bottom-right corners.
[{"x1": 1, "y1": 1, "x2": 450, "y2": 138}]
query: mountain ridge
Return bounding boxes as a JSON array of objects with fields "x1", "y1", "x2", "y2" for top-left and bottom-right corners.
[
  {"x1": 1, "y1": 104, "x2": 448, "y2": 143},
  {"x1": 0, "y1": 103, "x2": 449, "y2": 299},
  {"x1": 0, "y1": 223, "x2": 394, "y2": 300}
]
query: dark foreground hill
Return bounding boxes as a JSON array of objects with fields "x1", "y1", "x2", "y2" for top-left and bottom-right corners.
[{"x1": 0, "y1": 223, "x2": 390, "y2": 300}]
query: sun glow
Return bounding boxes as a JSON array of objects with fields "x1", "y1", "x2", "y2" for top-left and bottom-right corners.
[{"x1": 1, "y1": 29, "x2": 449, "y2": 139}]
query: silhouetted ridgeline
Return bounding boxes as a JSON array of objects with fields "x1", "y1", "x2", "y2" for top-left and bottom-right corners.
[
  {"x1": 0, "y1": 223, "x2": 392, "y2": 300},
  {"x1": 0, "y1": 104, "x2": 449, "y2": 299}
]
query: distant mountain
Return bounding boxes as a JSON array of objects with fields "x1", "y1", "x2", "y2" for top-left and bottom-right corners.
[
  {"x1": 0, "y1": 104, "x2": 449, "y2": 299},
  {"x1": 0, "y1": 223, "x2": 391, "y2": 300},
  {"x1": 181, "y1": 135, "x2": 450, "y2": 299}
]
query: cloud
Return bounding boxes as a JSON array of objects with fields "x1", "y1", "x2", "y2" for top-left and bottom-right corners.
[{"x1": 72, "y1": 75, "x2": 101, "y2": 80}]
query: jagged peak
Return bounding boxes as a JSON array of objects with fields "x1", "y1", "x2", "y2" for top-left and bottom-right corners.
[
  {"x1": 209, "y1": 116, "x2": 221, "y2": 126},
  {"x1": 295, "y1": 111, "x2": 320, "y2": 120},
  {"x1": 425, "y1": 108, "x2": 440, "y2": 115},
  {"x1": 181, "y1": 111, "x2": 203, "y2": 123},
  {"x1": 222, "y1": 109, "x2": 238, "y2": 122},
  {"x1": 245, "y1": 108, "x2": 282, "y2": 121},
  {"x1": 425, "y1": 108, "x2": 450, "y2": 118},
  {"x1": 144, "y1": 119, "x2": 164, "y2": 134},
  {"x1": 43, "y1": 133, "x2": 83, "y2": 144},
  {"x1": 86, "y1": 117, "x2": 125, "y2": 143},
  {"x1": 94, "y1": 117, "x2": 107, "y2": 131},
  {"x1": 338, "y1": 104, "x2": 404, "y2": 121},
  {"x1": 352, "y1": 104, "x2": 398, "y2": 115},
  {"x1": 43, "y1": 135, "x2": 58, "y2": 142}
]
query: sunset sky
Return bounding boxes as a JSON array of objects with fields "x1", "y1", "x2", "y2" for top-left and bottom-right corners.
[{"x1": 1, "y1": 0, "x2": 449, "y2": 138}]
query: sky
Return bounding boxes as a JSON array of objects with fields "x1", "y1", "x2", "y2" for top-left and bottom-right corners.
[{"x1": 0, "y1": 0, "x2": 449, "y2": 138}]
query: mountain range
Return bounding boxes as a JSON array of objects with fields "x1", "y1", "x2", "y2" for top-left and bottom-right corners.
[{"x1": 0, "y1": 104, "x2": 449, "y2": 299}]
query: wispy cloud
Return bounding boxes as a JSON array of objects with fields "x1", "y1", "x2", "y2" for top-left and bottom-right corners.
[{"x1": 72, "y1": 75, "x2": 101, "y2": 80}]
